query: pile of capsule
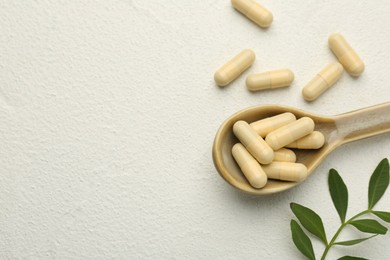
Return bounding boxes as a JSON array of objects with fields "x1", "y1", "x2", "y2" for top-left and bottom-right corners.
[
  {"x1": 214, "y1": 0, "x2": 365, "y2": 101},
  {"x1": 232, "y1": 113, "x2": 325, "y2": 189}
]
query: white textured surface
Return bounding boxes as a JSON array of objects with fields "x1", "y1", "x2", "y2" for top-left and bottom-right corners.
[{"x1": 1, "y1": 0, "x2": 389, "y2": 259}]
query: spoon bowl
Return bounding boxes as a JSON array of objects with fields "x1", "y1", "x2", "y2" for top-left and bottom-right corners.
[{"x1": 212, "y1": 103, "x2": 390, "y2": 195}]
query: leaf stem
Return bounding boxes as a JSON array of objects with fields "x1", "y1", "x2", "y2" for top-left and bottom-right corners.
[{"x1": 320, "y1": 209, "x2": 371, "y2": 260}]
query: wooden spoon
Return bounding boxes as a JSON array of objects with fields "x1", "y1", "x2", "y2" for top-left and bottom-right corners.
[{"x1": 212, "y1": 103, "x2": 390, "y2": 195}]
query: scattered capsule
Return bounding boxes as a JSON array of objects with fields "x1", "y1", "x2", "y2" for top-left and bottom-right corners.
[
  {"x1": 231, "y1": 0, "x2": 273, "y2": 28},
  {"x1": 262, "y1": 162, "x2": 308, "y2": 182},
  {"x1": 329, "y1": 33, "x2": 364, "y2": 77},
  {"x1": 250, "y1": 112, "x2": 296, "y2": 137},
  {"x1": 286, "y1": 131, "x2": 325, "y2": 149},
  {"x1": 214, "y1": 49, "x2": 255, "y2": 87},
  {"x1": 232, "y1": 143, "x2": 268, "y2": 188},
  {"x1": 273, "y1": 148, "x2": 296, "y2": 162},
  {"x1": 246, "y1": 69, "x2": 294, "y2": 91},
  {"x1": 265, "y1": 117, "x2": 315, "y2": 150},
  {"x1": 233, "y1": 120, "x2": 274, "y2": 164},
  {"x1": 302, "y1": 63, "x2": 344, "y2": 101}
]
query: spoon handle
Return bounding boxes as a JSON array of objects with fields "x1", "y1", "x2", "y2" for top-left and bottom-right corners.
[{"x1": 334, "y1": 102, "x2": 390, "y2": 144}]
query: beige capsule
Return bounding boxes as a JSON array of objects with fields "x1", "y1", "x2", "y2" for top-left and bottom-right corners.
[
  {"x1": 246, "y1": 69, "x2": 294, "y2": 91},
  {"x1": 329, "y1": 33, "x2": 364, "y2": 77},
  {"x1": 302, "y1": 63, "x2": 344, "y2": 101},
  {"x1": 232, "y1": 143, "x2": 268, "y2": 188},
  {"x1": 233, "y1": 120, "x2": 274, "y2": 164},
  {"x1": 265, "y1": 117, "x2": 315, "y2": 150},
  {"x1": 231, "y1": 0, "x2": 273, "y2": 28},
  {"x1": 286, "y1": 131, "x2": 325, "y2": 149},
  {"x1": 250, "y1": 112, "x2": 296, "y2": 137},
  {"x1": 262, "y1": 162, "x2": 307, "y2": 182},
  {"x1": 214, "y1": 49, "x2": 255, "y2": 87},
  {"x1": 273, "y1": 148, "x2": 296, "y2": 162}
]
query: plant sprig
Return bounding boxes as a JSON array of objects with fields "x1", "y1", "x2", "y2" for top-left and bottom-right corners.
[{"x1": 290, "y1": 158, "x2": 390, "y2": 260}]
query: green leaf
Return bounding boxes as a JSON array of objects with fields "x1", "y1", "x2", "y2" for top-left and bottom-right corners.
[
  {"x1": 290, "y1": 220, "x2": 316, "y2": 260},
  {"x1": 368, "y1": 158, "x2": 389, "y2": 209},
  {"x1": 334, "y1": 234, "x2": 378, "y2": 246},
  {"x1": 290, "y1": 203, "x2": 327, "y2": 244},
  {"x1": 372, "y1": 211, "x2": 390, "y2": 223},
  {"x1": 328, "y1": 169, "x2": 348, "y2": 223},
  {"x1": 338, "y1": 256, "x2": 368, "y2": 260},
  {"x1": 349, "y1": 219, "x2": 388, "y2": 234}
]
